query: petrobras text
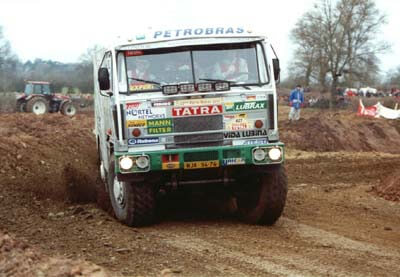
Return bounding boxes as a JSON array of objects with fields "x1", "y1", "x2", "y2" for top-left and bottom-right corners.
[{"x1": 153, "y1": 27, "x2": 246, "y2": 39}]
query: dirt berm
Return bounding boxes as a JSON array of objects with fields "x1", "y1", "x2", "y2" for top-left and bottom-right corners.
[{"x1": 1, "y1": 109, "x2": 400, "y2": 276}]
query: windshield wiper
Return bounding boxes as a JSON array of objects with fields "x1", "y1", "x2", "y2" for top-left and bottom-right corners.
[
  {"x1": 199, "y1": 78, "x2": 236, "y2": 83},
  {"x1": 199, "y1": 78, "x2": 250, "y2": 90},
  {"x1": 128, "y1": 77, "x2": 161, "y2": 86}
]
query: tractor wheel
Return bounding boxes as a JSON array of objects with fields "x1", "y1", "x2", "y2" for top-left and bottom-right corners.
[
  {"x1": 16, "y1": 101, "x2": 26, "y2": 112},
  {"x1": 108, "y1": 156, "x2": 156, "y2": 227},
  {"x1": 60, "y1": 102, "x2": 77, "y2": 116},
  {"x1": 26, "y1": 97, "x2": 49, "y2": 115},
  {"x1": 236, "y1": 165, "x2": 288, "y2": 225}
]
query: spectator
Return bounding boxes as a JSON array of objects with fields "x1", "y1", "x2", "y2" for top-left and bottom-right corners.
[{"x1": 289, "y1": 84, "x2": 305, "y2": 121}]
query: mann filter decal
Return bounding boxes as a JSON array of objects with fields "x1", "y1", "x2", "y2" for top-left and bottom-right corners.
[
  {"x1": 148, "y1": 126, "x2": 173, "y2": 134},
  {"x1": 147, "y1": 118, "x2": 173, "y2": 134},
  {"x1": 223, "y1": 129, "x2": 267, "y2": 138},
  {"x1": 225, "y1": 101, "x2": 267, "y2": 112},
  {"x1": 147, "y1": 118, "x2": 172, "y2": 127}
]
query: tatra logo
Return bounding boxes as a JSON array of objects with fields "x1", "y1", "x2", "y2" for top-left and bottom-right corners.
[{"x1": 172, "y1": 105, "x2": 223, "y2": 117}]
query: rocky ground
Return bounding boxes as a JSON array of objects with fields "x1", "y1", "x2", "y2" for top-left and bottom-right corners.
[{"x1": 0, "y1": 106, "x2": 399, "y2": 276}]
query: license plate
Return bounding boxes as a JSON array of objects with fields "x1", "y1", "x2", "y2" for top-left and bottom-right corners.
[{"x1": 184, "y1": 160, "x2": 220, "y2": 169}]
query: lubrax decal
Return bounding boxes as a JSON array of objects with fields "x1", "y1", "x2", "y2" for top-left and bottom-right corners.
[
  {"x1": 172, "y1": 105, "x2": 223, "y2": 117},
  {"x1": 154, "y1": 27, "x2": 244, "y2": 39},
  {"x1": 224, "y1": 129, "x2": 267, "y2": 138},
  {"x1": 225, "y1": 101, "x2": 266, "y2": 112}
]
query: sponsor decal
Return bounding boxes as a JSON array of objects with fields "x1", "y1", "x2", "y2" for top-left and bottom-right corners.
[
  {"x1": 162, "y1": 162, "x2": 180, "y2": 170},
  {"x1": 153, "y1": 27, "x2": 246, "y2": 39},
  {"x1": 147, "y1": 119, "x2": 173, "y2": 134},
  {"x1": 126, "y1": 120, "x2": 147, "y2": 128},
  {"x1": 174, "y1": 97, "x2": 222, "y2": 107},
  {"x1": 126, "y1": 102, "x2": 142, "y2": 109},
  {"x1": 225, "y1": 101, "x2": 267, "y2": 112},
  {"x1": 172, "y1": 105, "x2": 223, "y2": 117},
  {"x1": 129, "y1": 84, "x2": 156, "y2": 91},
  {"x1": 147, "y1": 118, "x2": 172, "y2": 128},
  {"x1": 223, "y1": 129, "x2": 267, "y2": 138},
  {"x1": 222, "y1": 158, "x2": 246, "y2": 166},
  {"x1": 232, "y1": 138, "x2": 268, "y2": 146},
  {"x1": 152, "y1": 101, "x2": 172, "y2": 107},
  {"x1": 246, "y1": 94, "x2": 267, "y2": 100},
  {"x1": 148, "y1": 126, "x2": 173, "y2": 134},
  {"x1": 223, "y1": 113, "x2": 247, "y2": 120},
  {"x1": 128, "y1": 137, "x2": 159, "y2": 145},
  {"x1": 225, "y1": 117, "x2": 252, "y2": 131},
  {"x1": 126, "y1": 107, "x2": 166, "y2": 120},
  {"x1": 184, "y1": 160, "x2": 220, "y2": 169}
]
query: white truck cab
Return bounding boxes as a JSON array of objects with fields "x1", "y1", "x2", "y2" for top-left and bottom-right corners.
[{"x1": 94, "y1": 27, "x2": 287, "y2": 227}]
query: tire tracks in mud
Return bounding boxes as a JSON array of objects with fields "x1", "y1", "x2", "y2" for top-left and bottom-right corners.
[{"x1": 149, "y1": 217, "x2": 400, "y2": 277}]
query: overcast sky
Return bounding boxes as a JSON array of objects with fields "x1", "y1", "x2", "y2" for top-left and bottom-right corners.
[{"x1": 1, "y1": 0, "x2": 399, "y2": 76}]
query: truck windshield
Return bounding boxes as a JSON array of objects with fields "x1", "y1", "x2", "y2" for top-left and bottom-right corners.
[{"x1": 123, "y1": 42, "x2": 266, "y2": 93}]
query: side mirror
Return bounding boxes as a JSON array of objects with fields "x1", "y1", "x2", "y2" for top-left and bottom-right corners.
[
  {"x1": 98, "y1": 68, "x2": 110, "y2": 91},
  {"x1": 272, "y1": 58, "x2": 280, "y2": 82}
]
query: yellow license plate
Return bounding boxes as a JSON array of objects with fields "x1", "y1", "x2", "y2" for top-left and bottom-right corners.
[{"x1": 184, "y1": 160, "x2": 220, "y2": 169}]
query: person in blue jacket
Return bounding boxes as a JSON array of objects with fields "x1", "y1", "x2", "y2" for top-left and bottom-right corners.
[{"x1": 289, "y1": 84, "x2": 305, "y2": 121}]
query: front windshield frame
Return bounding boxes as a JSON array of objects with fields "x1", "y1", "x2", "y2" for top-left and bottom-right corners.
[{"x1": 118, "y1": 41, "x2": 270, "y2": 94}]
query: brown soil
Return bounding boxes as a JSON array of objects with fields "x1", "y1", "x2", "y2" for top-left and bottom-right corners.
[
  {"x1": 375, "y1": 171, "x2": 400, "y2": 201},
  {"x1": 1, "y1": 108, "x2": 400, "y2": 276}
]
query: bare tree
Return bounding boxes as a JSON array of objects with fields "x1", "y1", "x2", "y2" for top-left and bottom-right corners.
[{"x1": 290, "y1": 0, "x2": 388, "y2": 105}]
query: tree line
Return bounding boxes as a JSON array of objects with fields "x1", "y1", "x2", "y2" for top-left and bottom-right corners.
[
  {"x1": 284, "y1": 0, "x2": 399, "y2": 99},
  {"x1": 0, "y1": 26, "x2": 95, "y2": 93}
]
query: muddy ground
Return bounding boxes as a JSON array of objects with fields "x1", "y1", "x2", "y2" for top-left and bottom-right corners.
[{"x1": 0, "y1": 106, "x2": 399, "y2": 276}]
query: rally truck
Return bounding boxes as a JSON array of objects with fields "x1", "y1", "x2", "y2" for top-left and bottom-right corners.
[{"x1": 94, "y1": 27, "x2": 287, "y2": 227}]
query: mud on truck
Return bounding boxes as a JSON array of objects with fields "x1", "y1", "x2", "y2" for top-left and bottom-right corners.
[{"x1": 94, "y1": 27, "x2": 287, "y2": 227}]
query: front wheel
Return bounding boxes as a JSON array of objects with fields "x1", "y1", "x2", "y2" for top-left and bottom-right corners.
[
  {"x1": 108, "y1": 156, "x2": 156, "y2": 227},
  {"x1": 236, "y1": 165, "x2": 288, "y2": 225},
  {"x1": 26, "y1": 97, "x2": 49, "y2": 115}
]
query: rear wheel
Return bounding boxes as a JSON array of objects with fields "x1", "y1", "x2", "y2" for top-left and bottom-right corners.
[
  {"x1": 60, "y1": 102, "x2": 77, "y2": 116},
  {"x1": 236, "y1": 165, "x2": 287, "y2": 225},
  {"x1": 108, "y1": 156, "x2": 156, "y2": 226},
  {"x1": 26, "y1": 97, "x2": 49, "y2": 115}
]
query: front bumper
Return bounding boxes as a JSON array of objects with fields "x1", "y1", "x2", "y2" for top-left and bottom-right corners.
[{"x1": 114, "y1": 142, "x2": 284, "y2": 174}]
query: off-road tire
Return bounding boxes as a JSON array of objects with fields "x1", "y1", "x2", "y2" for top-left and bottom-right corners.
[
  {"x1": 60, "y1": 102, "x2": 77, "y2": 116},
  {"x1": 16, "y1": 101, "x2": 26, "y2": 112},
  {"x1": 236, "y1": 165, "x2": 288, "y2": 225},
  {"x1": 108, "y1": 156, "x2": 155, "y2": 227},
  {"x1": 26, "y1": 97, "x2": 49, "y2": 115}
]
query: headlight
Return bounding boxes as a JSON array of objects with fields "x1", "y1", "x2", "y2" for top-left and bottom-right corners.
[
  {"x1": 268, "y1": 148, "x2": 282, "y2": 161},
  {"x1": 119, "y1": 156, "x2": 134, "y2": 170},
  {"x1": 136, "y1": 156, "x2": 149, "y2": 169},
  {"x1": 253, "y1": 148, "x2": 266, "y2": 161}
]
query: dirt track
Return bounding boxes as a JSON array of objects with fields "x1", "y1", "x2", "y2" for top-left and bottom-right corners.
[{"x1": 0, "y1": 108, "x2": 400, "y2": 276}]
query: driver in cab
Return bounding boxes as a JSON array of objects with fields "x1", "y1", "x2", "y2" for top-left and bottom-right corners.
[{"x1": 212, "y1": 51, "x2": 249, "y2": 82}]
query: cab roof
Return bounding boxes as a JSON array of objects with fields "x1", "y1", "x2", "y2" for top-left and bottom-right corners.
[{"x1": 114, "y1": 27, "x2": 266, "y2": 51}]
